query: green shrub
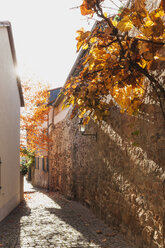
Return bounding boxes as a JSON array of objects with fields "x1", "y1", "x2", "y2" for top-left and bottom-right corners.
[{"x1": 20, "y1": 161, "x2": 28, "y2": 175}]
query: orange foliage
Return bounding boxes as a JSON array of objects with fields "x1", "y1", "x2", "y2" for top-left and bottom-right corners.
[
  {"x1": 80, "y1": 0, "x2": 104, "y2": 16},
  {"x1": 63, "y1": 0, "x2": 165, "y2": 123},
  {"x1": 21, "y1": 81, "x2": 50, "y2": 153}
]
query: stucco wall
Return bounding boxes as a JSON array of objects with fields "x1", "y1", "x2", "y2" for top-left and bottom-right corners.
[{"x1": 0, "y1": 27, "x2": 21, "y2": 221}]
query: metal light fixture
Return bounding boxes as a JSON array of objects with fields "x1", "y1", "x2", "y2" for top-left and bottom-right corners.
[{"x1": 78, "y1": 118, "x2": 97, "y2": 141}]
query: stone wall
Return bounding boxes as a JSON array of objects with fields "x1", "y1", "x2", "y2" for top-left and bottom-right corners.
[
  {"x1": 49, "y1": 98, "x2": 165, "y2": 248},
  {"x1": 49, "y1": 1, "x2": 165, "y2": 246},
  {"x1": 33, "y1": 168, "x2": 48, "y2": 189},
  {"x1": 49, "y1": 118, "x2": 74, "y2": 197},
  {"x1": 32, "y1": 158, "x2": 49, "y2": 189}
]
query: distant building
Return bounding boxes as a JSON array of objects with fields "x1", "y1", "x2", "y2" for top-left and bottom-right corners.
[{"x1": 32, "y1": 87, "x2": 62, "y2": 189}]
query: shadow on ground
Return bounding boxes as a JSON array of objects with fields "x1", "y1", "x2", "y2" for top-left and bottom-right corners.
[
  {"x1": 0, "y1": 187, "x2": 134, "y2": 248},
  {"x1": 0, "y1": 201, "x2": 31, "y2": 247},
  {"x1": 44, "y1": 190, "x2": 134, "y2": 248}
]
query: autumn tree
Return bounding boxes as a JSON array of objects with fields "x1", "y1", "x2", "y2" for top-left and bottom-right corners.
[
  {"x1": 63, "y1": 0, "x2": 165, "y2": 124},
  {"x1": 21, "y1": 80, "x2": 50, "y2": 154}
]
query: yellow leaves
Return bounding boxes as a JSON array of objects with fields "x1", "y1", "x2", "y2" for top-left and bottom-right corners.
[
  {"x1": 129, "y1": 11, "x2": 146, "y2": 28},
  {"x1": 152, "y1": 18, "x2": 164, "y2": 37},
  {"x1": 138, "y1": 42, "x2": 149, "y2": 55},
  {"x1": 111, "y1": 73, "x2": 145, "y2": 115},
  {"x1": 142, "y1": 51, "x2": 154, "y2": 61},
  {"x1": 83, "y1": 43, "x2": 89, "y2": 50},
  {"x1": 127, "y1": 99, "x2": 142, "y2": 115},
  {"x1": 117, "y1": 16, "x2": 133, "y2": 32},
  {"x1": 113, "y1": 83, "x2": 144, "y2": 115},
  {"x1": 104, "y1": 27, "x2": 113, "y2": 36},
  {"x1": 141, "y1": 26, "x2": 153, "y2": 38},
  {"x1": 160, "y1": 0, "x2": 165, "y2": 11},
  {"x1": 76, "y1": 28, "x2": 91, "y2": 52},
  {"x1": 137, "y1": 40, "x2": 165, "y2": 68},
  {"x1": 118, "y1": 5, "x2": 164, "y2": 39},
  {"x1": 80, "y1": 0, "x2": 104, "y2": 16},
  {"x1": 80, "y1": 0, "x2": 94, "y2": 16},
  {"x1": 132, "y1": 0, "x2": 146, "y2": 11},
  {"x1": 90, "y1": 37, "x2": 97, "y2": 43},
  {"x1": 112, "y1": 20, "x2": 117, "y2": 27},
  {"x1": 150, "y1": 6, "x2": 165, "y2": 21},
  {"x1": 139, "y1": 7, "x2": 165, "y2": 38},
  {"x1": 103, "y1": 109, "x2": 110, "y2": 116},
  {"x1": 79, "y1": 108, "x2": 87, "y2": 119},
  {"x1": 70, "y1": 105, "x2": 79, "y2": 119},
  {"x1": 82, "y1": 116, "x2": 90, "y2": 125},
  {"x1": 120, "y1": 8, "x2": 131, "y2": 18},
  {"x1": 63, "y1": 1, "x2": 165, "y2": 122},
  {"x1": 137, "y1": 59, "x2": 147, "y2": 69},
  {"x1": 88, "y1": 84, "x2": 97, "y2": 93}
]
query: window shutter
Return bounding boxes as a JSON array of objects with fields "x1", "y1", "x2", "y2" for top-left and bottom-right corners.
[
  {"x1": 47, "y1": 157, "x2": 49, "y2": 171},
  {"x1": 42, "y1": 157, "x2": 44, "y2": 171},
  {"x1": 35, "y1": 157, "x2": 36, "y2": 169}
]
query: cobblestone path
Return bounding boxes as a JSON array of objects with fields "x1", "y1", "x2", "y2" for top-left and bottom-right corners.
[{"x1": 0, "y1": 190, "x2": 136, "y2": 248}]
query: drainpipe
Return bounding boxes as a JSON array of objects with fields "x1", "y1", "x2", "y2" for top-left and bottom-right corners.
[
  {"x1": 47, "y1": 105, "x2": 54, "y2": 190},
  {"x1": 163, "y1": 180, "x2": 165, "y2": 248},
  {"x1": 47, "y1": 110, "x2": 50, "y2": 190},
  {"x1": 0, "y1": 157, "x2": 2, "y2": 191}
]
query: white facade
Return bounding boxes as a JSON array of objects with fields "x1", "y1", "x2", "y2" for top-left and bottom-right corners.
[
  {"x1": 0, "y1": 23, "x2": 24, "y2": 221},
  {"x1": 48, "y1": 102, "x2": 70, "y2": 132}
]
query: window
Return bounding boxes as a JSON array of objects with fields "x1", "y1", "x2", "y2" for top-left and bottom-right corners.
[
  {"x1": 35, "y1": 157, "x2": 39, "y2": 169},
  {"x1": 42, "y1": 157, "x2": 49, "y2": 172}
]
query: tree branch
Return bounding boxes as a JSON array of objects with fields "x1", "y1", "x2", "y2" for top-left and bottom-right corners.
[
  {"x1": 130, "y1": 61, "x2": 165, "y2": 97},
  {"x1": 130, "y1": 60, "x2": 165, "y2": 120}
]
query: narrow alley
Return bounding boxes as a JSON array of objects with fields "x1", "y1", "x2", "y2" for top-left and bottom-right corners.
[{"x1": 0, "y1": 186, "x2": 135, "y2": 248}]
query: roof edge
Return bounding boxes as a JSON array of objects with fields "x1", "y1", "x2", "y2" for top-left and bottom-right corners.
[
  {"x1": 0, "y1": 21, "x2": 11, "y2": 27},
  {"x1": 49, "y1": 86, "x2": 62, "y2": 92},
  {"x1": 52, "y1": 22, "x2": 99, "y2": 108},
  {"x1": 48, "y1": 87, "x2": 62, "y2": 106},
  {"x1": 0, "y1": 21, "x2": 24, "y2": 106},
  {"x1": 16, "y1": 77, "x2": 24, "y2": 107},
  {"x1": 52, "y1": 92, "x2": 65, "y2": 108}
]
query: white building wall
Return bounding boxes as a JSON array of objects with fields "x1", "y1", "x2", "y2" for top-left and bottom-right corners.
[
  {"x1": 0, "y1": 27, "x2": 20, "y2": 221},
  {"x1": 53, "y1": 102, "x2": 70, "y2": 125}
]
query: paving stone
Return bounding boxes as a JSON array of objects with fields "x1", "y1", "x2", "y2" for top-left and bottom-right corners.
[{"x1": 0, "y1": 189, "x2": 136, "y2": 248}]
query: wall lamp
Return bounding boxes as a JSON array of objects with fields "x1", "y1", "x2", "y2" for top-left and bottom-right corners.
[{"x1": 78, "y1": 118, "x2": 97, "y2": 141}]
